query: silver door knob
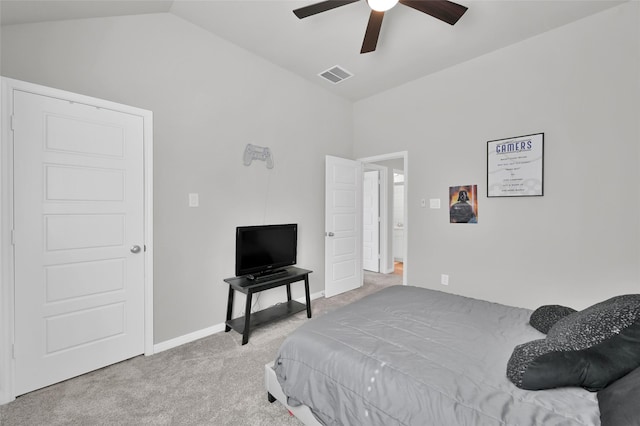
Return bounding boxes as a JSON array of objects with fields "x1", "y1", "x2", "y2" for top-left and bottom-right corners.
[
  {"x1": 327, "y1": 232, "x2": 335, "y2": 237},
  {"x1": 130, "y1": 245, "x2": 142, "y2": 254}
]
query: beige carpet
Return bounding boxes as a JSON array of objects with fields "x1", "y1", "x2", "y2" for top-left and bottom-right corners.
[{"x1": 0, "y1": 271, "x2": 401, "y2": 425}]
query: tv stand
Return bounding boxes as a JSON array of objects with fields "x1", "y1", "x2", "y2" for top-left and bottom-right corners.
[{"x1": 223, "y1": 267, "x2": 312, "y2": 345}]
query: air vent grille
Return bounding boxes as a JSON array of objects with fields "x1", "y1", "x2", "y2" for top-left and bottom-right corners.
[{"x1": 319, "y1": 65, "x2": 353, "y2": 84}]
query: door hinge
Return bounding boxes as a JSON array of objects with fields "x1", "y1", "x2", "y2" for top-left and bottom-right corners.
[
  {"x1": 12, "y1": 344, "x2": 15, "y2": 359},
  {"x1": 144, "y1": 245, "x2": 147, "y2": 252},
  {"x1": 10, "y1": 115, "x2": 16, "y2": 131},
  {"x1": 11, "y1": 229, "x2": 15, "y2": 245}
]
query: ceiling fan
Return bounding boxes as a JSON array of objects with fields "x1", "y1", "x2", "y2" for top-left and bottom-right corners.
[{"x1": 293, "y1": 0, "x2": 468, "y2": 54}]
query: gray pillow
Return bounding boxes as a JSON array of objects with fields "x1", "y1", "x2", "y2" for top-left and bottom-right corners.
[
  {"x1": 598, "y1": 366, "x2": 640, "y2": 426},
  {"x1": 507, "y1": 294, "x2": 640, "y2": 391},
  {"x1": 529, "y1": 304, "x2": 576, "y2": 334}
]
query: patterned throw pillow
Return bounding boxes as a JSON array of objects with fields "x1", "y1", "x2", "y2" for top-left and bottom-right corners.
[
  {"x1": 507, "y1": 294, "x2": 640, "y2": 391},
  {"x1": 529, "y1": 305, "x2": 576, "y2": 334}
]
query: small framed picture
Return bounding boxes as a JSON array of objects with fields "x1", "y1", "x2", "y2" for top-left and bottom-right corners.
[
  {"x1": 450, "y1": 185, "x2": 478, "y2": 224},
  {"x1": 487, "y1": 133, "x2": 544, "y2": 197}
]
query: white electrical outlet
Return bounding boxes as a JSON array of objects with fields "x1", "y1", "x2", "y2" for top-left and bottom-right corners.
[
  {"x1": 441, "y1": 274, "x2": 449, "y2": 286},
  {"x1": 188, "y1": 193, "x2": 199, "y2": 207}
]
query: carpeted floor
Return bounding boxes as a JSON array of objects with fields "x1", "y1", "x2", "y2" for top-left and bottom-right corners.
[{"x1": 0, "y1": 271, "x2": 401, "y2": 425}]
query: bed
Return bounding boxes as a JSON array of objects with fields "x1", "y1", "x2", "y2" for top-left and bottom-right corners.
[{"x1": 264, "y1": 285, "x2": 637, "y2": 425}]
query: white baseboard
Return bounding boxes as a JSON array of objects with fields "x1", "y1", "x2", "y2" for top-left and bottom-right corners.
[
  {"x1": 153, "y1": 289, "x2": 325, "y2": 354},
  {"x1": 153, "y1": 323, "x2": 226, "y2": 354}
]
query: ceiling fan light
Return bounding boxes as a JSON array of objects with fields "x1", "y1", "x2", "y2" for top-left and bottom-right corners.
[{"x1": 367, "y1": 0, "x2": 399, "y2": 12}]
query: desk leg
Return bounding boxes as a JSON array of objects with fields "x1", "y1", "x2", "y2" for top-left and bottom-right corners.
[
  {"x1": 225, "y1": 286, "x2": 234, "y2": 332},
  {"x1": 286, "y1": 284, "x2": 292, "y2": 301},
  {"x1": 242, "y1": 291, "x2": 253, "y2": 345},
  {"x1": 304, "y1": 274, "x2": 312, "y2": 318}
]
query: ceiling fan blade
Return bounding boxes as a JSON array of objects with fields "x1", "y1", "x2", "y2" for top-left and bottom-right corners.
[
  {"x1": 361, "y1": 10, "x2": 384, "y2": 54},
  {"x1": 399, "y1": 0, "x2": 468, "y2": 25},
  {"x1": 293, "y1": 0, "x2": 360, "y2": 19}
]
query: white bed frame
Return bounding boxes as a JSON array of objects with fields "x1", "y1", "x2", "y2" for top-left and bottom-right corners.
[{"x1": 264, "y1": 362, "x2": 322, "y2": 426}]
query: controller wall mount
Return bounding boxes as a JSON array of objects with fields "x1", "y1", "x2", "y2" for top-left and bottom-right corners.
[{"x1": 243, "y1": 144, "x2": 274, "y2": 169}]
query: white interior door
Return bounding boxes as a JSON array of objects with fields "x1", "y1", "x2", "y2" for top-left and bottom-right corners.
[
  {"x1": 362, "y1": 170, "x2": 379, "y2": 272},
  {"x1": 13, "y1": 89, "x2": 146, "y2": 396},
  {"x1": 325, "y1": 156, "x2": 363, "y2": 298}
]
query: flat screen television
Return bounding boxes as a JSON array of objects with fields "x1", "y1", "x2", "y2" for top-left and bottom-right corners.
[{"x1": 235, "y1": 224, "x2": 297, "y2": 278}]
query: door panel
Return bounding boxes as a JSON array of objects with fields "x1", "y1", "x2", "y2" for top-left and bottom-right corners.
[
  {"x1": 325, "y1": 156, "x2": 363, "y2": 298},
  {"x1": 13, "y1": 90, "x2": 145, "y2": 396},
  {"x1": 45, "y1": 259, "x2": 125, "y2": 302},
  {"x1": 45, "y1": 165, "x2": 125, "y2": 201},
  {"x1": 45, "y1": 303, "x2": 125, "y2": 353},
  {"x1": 45, "y1": 214, "x2": 125, "y2": 250}
]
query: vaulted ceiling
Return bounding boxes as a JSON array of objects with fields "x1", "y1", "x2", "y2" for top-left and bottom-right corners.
[{"x1": 0, "y1": 0, "x2": 626, "y2": 100}]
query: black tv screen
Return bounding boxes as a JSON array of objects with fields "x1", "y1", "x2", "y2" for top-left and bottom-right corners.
[{"x1": 235, "y1": 224, "x2": 297, "y2": 277}]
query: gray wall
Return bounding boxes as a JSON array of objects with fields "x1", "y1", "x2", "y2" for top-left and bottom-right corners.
[
  {"x1": 354, "y1": 2, "x2": 640, "y2": 310},
  {"x1": 1, "y1": 13, "x2": 353, "y2": 343}
]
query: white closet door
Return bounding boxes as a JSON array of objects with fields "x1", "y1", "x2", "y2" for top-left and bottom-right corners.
[{"x1": 13, "y1": 90, "x2": 145, "y2": 395}]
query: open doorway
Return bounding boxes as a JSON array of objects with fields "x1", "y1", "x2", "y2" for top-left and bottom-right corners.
[
  {"x1": 392, "y1": 170, "x2": 405, "y2": 277},
  {"x1": 358, "y1": 152, "x2": 408, "y2": 286}
]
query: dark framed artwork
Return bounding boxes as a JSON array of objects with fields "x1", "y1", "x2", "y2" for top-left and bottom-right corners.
[
  {"x1": 487, "y1": 133, "x2": 544, "y2": 197},
  {"x1": 449, "y1": 185, "x2": 478, "y2": 224}
]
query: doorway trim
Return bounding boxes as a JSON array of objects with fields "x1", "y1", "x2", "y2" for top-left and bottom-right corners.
[
  {"x1": 0, "y1": 77, "x2": 154, "y2": 404},
  {"x1": 357, "y1": 151, "x2": 408, "y2": 286}
]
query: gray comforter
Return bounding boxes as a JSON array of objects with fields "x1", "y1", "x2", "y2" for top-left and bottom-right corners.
[{"x1": 274, "y1": 285, "x2": 600, "y2": 425}]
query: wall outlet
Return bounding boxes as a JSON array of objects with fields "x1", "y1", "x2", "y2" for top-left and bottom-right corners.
[
  {"x1": 188, "y1": 193, "x2": 199, "y2": 207},
  {"x1": 441, "y1": 274, "x2": 449, "y2": 286}
]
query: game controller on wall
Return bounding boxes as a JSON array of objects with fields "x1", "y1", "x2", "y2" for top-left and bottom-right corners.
[{"x1": 243, "y1": 144, "x2": 274, "y2": 169}]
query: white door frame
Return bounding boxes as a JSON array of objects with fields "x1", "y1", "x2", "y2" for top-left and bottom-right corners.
[
  {"x1": 358, "y1": 151, "x2": 408, "y2": 286},
  {"x1": 0, "y1": 77, "x2": 154, "y2": 404}
]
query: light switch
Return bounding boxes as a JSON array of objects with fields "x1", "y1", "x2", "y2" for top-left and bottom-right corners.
[
  {"x1": 429, "y1": 199, "x2": 441, "y2": 209},
  {"x1": 188, "y1": 193, "x2": 199, "y2": 207}
]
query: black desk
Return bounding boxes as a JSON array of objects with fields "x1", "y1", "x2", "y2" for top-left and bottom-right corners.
[{"x1": 223, "y1": 267, "x2": 312, "y2": 345}]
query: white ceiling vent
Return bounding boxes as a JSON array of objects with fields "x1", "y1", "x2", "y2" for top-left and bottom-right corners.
[{"x1": 319, "y1": 66, "x2": 353, "y2": 84}]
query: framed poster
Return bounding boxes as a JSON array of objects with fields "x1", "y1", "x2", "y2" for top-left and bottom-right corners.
[
  {"x1": 487, "y1": 133, "x2": 544, "y2": 197},
  {"x1": 449, "y1": 185, "x2": 478, "y2": 223}
]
